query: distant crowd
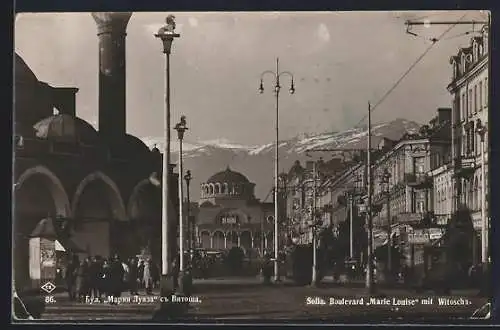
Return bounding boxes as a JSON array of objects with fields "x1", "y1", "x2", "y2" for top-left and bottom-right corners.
[{"x1": 63, "y1": 254, "x2": 161, "y2": 303}]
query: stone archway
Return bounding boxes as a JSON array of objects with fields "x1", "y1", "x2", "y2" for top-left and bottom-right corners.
[
  {"x1": 239, "y1": 231, "x2": 252, "y2": 250},
  {"x1": 212, "y1": 231, "x2": 225, "y2": 250},
  {"x1": 71, "y1": 171, "x2": 127, "y2": 258},
  {"x1": 14, "y1": 165, "x2": 71, "y2": 290},
  {"x1": 127, "y1": 179, "x2": 166, "y2": 260},
  {"x1": 253, "y1": 231, "x2": 263, "y2": 252},
  {"x1": 266, "y1": 231, "x2": 274, "y2": 251},
  {"x1": 226, "y1": 231, "x2": 238, "y2": 249},
  {"x1": 200, "y1": 230, "x2": 211, "y2": 249}
]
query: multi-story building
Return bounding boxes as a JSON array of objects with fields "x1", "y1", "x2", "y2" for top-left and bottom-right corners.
[
  {"x1": 284, "y1": 158, "x2": 345, "y2": 244},
  {"x1": 448, "y1": 25, "x2": 489, "y2": 232},
  {"x1": 318, "y1": 161, "x2": 366, "y2": 230},
  {"x1": 371, "y1": 108, "x2": 452, "y2": 230}
]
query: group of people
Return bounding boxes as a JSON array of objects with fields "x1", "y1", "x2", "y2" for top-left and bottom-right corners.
[{"x1": 63, "y1": 254, "x2": 161, "y2": 302}]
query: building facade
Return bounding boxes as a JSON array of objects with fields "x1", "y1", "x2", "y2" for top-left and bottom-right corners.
[
  {"x1": 448, "y1": 25, "x2": 489, "y2": 231},
  {"x1": 196, "y1": 167, "x2": 275, "y2": 254},
  {"x1": 284, "y1": 159, "x2": 346, "y2": 244},
  {"x1": 13, "y1": 13, "x2": 179, "y2": 291}
]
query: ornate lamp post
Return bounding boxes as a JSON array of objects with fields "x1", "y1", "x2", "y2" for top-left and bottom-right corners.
[
  {"x1": 174, "y1": 116, "x2": 188, "y2": 273},
  {"x1": 153, "y1": 15, "x2": 181, "y2": 319},
  {"x1": 258, "y1": 58, "x2": 295, "y2": 283},
  {"x1": 475, "y1": 119, "x2": 488, "y2": 265},
  {"x1": 380, "y1": 168, "x2": 392, "y2": 279},
  {"x1": 184, "y1": 170, "x2": 193, "y2": 252}
]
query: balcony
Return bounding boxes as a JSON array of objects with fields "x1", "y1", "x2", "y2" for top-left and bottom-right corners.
[
  {"x1": 404, "y1": 173, "x2": 432, "y2": 190},
  {"x1": 455, "y1": 156, "x2": 476, "y2": 179}
]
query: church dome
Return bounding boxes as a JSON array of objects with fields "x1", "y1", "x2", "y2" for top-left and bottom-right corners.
[
  {"x1": 33, "y1": 114, "x2": 100, "y2": 145},
  {"x1": 207, "y1": 167, "x2": 250, "y2": 184}
]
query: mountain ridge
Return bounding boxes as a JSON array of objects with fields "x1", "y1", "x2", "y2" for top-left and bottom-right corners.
[{"x1": 140, "y1": 118, "x2": 420, "y2": 201}]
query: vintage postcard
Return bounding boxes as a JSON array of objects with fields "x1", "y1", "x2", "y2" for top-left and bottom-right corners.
[{"x1": 12, "y1": 10, "x2": 492, "y2": 323}]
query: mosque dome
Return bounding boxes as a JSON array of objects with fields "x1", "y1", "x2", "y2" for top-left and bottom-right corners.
[
  {"x1": 33, "y1": 114, "x2": 100, "y2": 145},
  {"x1": 107, "y1": 134, "x2": 152, "y2": 159}
]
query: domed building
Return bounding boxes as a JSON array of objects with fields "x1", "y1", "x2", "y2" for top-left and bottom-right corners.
[
  {"x1": 196, "y1": 167, "x2": 276, "y2": 254},
  {"x1": 13, "y1": 13, "x2": 178, "y2": 291}
]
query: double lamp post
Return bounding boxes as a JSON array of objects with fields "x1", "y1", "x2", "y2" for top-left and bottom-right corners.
[{"x1": 258, "y1": 58, "x2": 295, "y2": 282}]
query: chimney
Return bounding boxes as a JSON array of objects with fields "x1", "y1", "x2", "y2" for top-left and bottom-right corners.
[
  {"x1": 92, "y1": 12, "x2": 132, "y2": 140},
  {"x1": 437, "y1": 107, "x2": 452, "y2": 125}
]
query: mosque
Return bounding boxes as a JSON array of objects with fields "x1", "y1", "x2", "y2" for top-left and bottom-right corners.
[{"x1": 13, "y1": 13, "x2": 177, "y2": 290}]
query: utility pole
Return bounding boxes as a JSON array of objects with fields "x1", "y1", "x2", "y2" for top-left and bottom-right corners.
[
  {"x1": 349, "y1": 194, "x2": 354, "y2": 259},
  {"x1": 366, "y1": 101, "x2": 375, "y2": 294}
]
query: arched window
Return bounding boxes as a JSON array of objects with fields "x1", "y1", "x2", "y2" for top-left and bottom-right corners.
[
  {"x1": 215, "y1": 184, "x2": 220, "y2": 194},
  {"x1": 221, "y1": 183, "x2": 226, "y2": 194},
  {"x1": 209, "y1": 185, "x2": 214, "y2": 195}
]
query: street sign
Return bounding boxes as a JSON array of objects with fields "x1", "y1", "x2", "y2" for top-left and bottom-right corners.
[
  {"x1": 428, "y1": 227, "x2": 445, "y2": 240},
  {"x1": 407, "y1": 229, "x2": 430, "y2": 244}
]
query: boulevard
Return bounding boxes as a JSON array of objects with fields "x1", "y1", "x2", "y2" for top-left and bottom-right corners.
[{"x1": 40, "y1": 277, "x2": 487, "y2": 321}]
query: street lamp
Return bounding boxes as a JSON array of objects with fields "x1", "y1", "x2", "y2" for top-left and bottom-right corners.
[
  {"x1": 174, "y1": 116, "x2": 188, "y2": 273},
  {"x1": 155, "y1": 14, "x2": 180, "y2": 285},
  {"x1": 380, "y1": 168, "x2": 392, "y2": 280},
  {"x1": 153, "y1": 14, "x2": 181, "y2": 319},
  {"x1": 475, "y1": 119, "x2": 488, "y2": 265},
  {"x1": 184, "y1": 170, "x2": 193, "y2": 252},
  {"x1": 259, "y1": 57, "x2": 295, "y2": 283}
]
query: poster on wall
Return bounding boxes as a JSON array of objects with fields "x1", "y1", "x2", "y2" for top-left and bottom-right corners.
[{"x1": 40, "y1": 239, "x2": 56, "y2": 267}]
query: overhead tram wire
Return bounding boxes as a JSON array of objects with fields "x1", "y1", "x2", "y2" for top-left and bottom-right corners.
[{"x1": 354, "y1": 13, "x2": 467, "y2": 129}]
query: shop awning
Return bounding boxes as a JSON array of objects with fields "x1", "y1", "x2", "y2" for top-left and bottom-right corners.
[{"x1": 54, "y1": 238, "x2": 85, "y2": 253}]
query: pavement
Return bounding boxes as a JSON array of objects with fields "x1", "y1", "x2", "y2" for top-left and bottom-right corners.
[{"x1": 38, "y1": 276, "x2": 490, "y2": 322}]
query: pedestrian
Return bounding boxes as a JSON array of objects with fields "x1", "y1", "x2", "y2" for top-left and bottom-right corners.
[
  {"x1": 172, "y1": 255, "x2": 180, "y2": 290},
  {"x1": 89, "y1": 256, "x2": 101, "y2": 299},
  {"x1": 128, "y1": 257, "x2": 139, "y2": 295},
  {"x1": 138, "y1": 260, "x2": 145, "y2": 289},
  {"x1": 108, "y1": 255, "x2": 124, "y2": 302},
  {"x1": 65, "y1": 255, "x2": 79, "y2": 301},
  {"x1": 143, "y1": 258, "x2": 153, "y2": 295},
  {"x1": 76, "y1": 258, "x2": 90, "y2": 302},
  {"x1": 101, "y1": 259, "x2": 111, "y2": 297},
  {"x1": 151, "y1": 261, "x2": 160, "y2": 288}
]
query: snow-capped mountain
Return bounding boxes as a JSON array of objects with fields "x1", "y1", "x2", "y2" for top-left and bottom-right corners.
[{"x1": 140, "y1": 118, "x2": 420, "y2": 201}]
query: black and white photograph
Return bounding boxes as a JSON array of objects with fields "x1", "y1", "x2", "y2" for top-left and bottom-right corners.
[{"x1": 12, "y1": 10, "x2": 492, "y2": 323}]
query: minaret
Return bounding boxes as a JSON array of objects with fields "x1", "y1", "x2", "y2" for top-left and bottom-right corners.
[{"x1": 91, "y1": 12, "x2": 132, "y2": 140}]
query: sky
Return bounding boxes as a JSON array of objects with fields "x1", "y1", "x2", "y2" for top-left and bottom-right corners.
[{"x1": 14, "y1": 11, "x2": 489, "y2": 146}]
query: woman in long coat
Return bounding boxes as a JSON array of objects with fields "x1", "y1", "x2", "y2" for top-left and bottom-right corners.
[
  {"x1": 143, "y1": 259, "x2": 153, "y2": 295},
  {"x1": 76, "y1": 258, "x2": 90, "y2": 301}
]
